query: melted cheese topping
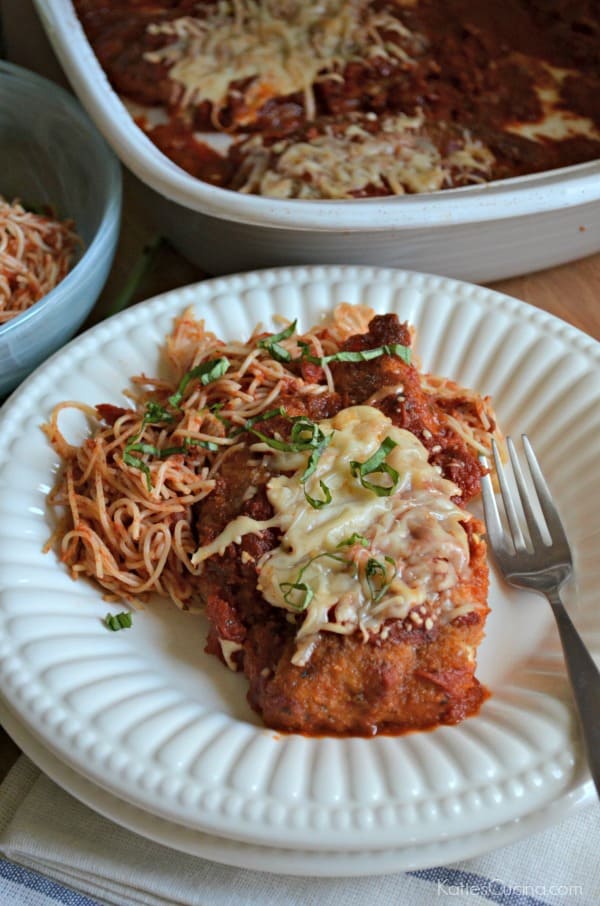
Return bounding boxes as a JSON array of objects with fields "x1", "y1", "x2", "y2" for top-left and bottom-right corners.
[
  {"x1": 145, "y1": 1, "x2": 424, "y2": 123},
  {"x1": 506, "y1": 64, "x2": 600, "y2": 143},
  {"x1": 234, "y1": 116, "x2": 495, "y2": 198},
  {"x1": 219, "y1": 639, "x2": 243, "y2": 670},
  {"x1": 257, "y1": 406, "x2": 472, "y2": 664},
  {"x1": 191, "y1": 514, "x2": 277, "y2": 566},
  {"x1": 190, "y1": 405, "x2": 476, "y2": 667}
]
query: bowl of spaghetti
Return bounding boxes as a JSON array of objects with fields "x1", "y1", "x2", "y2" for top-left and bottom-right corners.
[{"x1": 0, "y1": 61, "x2": 122, "y2": 397}]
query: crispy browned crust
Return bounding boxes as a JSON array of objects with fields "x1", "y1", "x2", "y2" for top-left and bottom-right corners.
[{"x1": 241, "y1": 522, "x2": 489, "y2": 736}]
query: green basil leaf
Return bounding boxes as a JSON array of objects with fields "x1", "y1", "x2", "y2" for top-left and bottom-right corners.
[
  {"x1": 279, "y1": 552, "x2": 349, "y2": 610},
  {"x1": 280, "y1": 580, "x2": 314, "y2": 611},
  {"x1": 123, "y1": 436, "x2": 218, "y2": 490},
  {"x1": 125, "y1": 442, "x2": 162, "y2": 457},
  {"x1": 169, "y1": 357, "x2": 230, "y2": 407},
  {"x1": 104, "y1": 611, "x2": 133, "y2": 631},
  {"x1": 290, "y1": 417, "x2": 323, "y2": 448},
  {"x1": 300, "y1": 433, "x2": 331, "y2": 482},
  {"x1": 303, "y1": 479, "x2": 332, "y2": 510},
  {"x1": 188, "y1": 438, "x2": 219, "y2": 452},
  {"x1": 365, "y1": 556, "x2": 397, "y2": 603},
  {"x1": 231, "y1": 406, "x2": 286, "y2": 437},
  {"x1": 249, "y1": 415, "x2": 324, "y2": 453},
  {"x1": 247, "y1": 429, "x2": 298, "y2": 452},
  {"x1": 159, "y1": 438, "x2": 219, "y2": 457},
  {"x1": 300, "y1": 433, "x2": 333, "y2": 509},
  {"x1": 350, "y1": 437, "x2": 399, "y2": 496},
  {"x1": 122, "y1": 450, "x2": 152, "y2": 490},
  {"x1": 337, "y1": 533, "x2": 369, "y2": 548},
  {"x1": 142, "y1": 401, "x2": 175, "y2": 427},
  {"x1": 249, "y1": 415, "x2": 334, "y2": 507},
  {"x1": 257, "y1": 320, "x2": 297, "y2": 363},
  {"x1": 302, "y1": 343, "x2": 411, "y2": 367}
]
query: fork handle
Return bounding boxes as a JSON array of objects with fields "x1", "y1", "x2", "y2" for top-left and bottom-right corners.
[{"x1": 546, "y1": 589, "x2": 600, "y2": 799}]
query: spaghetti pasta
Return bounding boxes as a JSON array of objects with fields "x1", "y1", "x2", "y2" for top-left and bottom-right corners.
[{"x1": 0, "y1": 197, "x2": 80, "y2": 324}]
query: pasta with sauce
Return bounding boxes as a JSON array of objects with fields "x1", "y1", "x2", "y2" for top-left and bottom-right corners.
[{"x1": 0, "y1": 197, "x2": 80, "y2": 324}]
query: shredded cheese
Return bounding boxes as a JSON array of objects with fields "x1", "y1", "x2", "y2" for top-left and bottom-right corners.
[
  {"x1": 251, "y1": 406, "x2": 472, "y2": 665},
  {"x1": 233, "y1": 115, "x2": 495, "y2": 198},
  {"x1": 145, "y1": 0, "x2": 425, "y2": 124}
]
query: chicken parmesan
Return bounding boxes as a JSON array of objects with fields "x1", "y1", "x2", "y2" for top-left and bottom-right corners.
[
  {"x1": 74, "y1": 0, "x2": 600, "y2": 199},
  {"x1": 44, "y1": 303, "x2": 497, "y2": 736}
]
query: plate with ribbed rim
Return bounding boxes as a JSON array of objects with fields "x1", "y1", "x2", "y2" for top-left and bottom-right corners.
[
  {"x1": 1, "y1": 702, "x2": 593, "y2": 876},
  {"x1": 0, "y1": 266, "x2": 597, "y2": 852}
]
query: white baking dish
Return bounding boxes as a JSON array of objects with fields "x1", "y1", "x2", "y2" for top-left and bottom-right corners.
[{"x1": 34, "y1": 0, "x2": 600, "y2": 281}]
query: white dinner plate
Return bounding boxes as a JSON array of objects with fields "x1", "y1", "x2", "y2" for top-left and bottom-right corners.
[
  {"x1": 0, "y1": 266, "x2": 598, "y2": 853},
  {"x1": 1, "y1": 700, "x2": 591, "y2": 877}
]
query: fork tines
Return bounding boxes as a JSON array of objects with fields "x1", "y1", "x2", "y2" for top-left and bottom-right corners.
[{"x1": 481, "y1": 435, "x2": 571, "y2": 563}]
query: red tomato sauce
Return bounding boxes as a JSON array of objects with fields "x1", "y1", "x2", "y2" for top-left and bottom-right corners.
[{"x1": 74, "y1": 1, "x2": 600, "y2": 196}]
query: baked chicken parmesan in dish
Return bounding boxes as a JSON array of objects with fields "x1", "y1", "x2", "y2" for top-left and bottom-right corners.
[
  {"x1": 44, "y1": 304, "x2": 498, "y2": 736},
  {"x1": 73, "y1": 0, "x2": 600, "y2": 199}
]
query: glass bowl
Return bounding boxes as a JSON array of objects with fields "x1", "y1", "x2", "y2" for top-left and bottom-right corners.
[{"x1": 0, "y1": 61, "x2": 122, "y2": 397}]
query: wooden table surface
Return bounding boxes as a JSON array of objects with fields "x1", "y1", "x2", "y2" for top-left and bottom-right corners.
[
  {"x1": 1, "y1": 0, "x2": 599, "y2": 784},
  {"x1": 97, "y1": 175, "x2": 600, "y2": 341}
]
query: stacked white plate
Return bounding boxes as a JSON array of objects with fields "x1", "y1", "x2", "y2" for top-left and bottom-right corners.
[{"x1": 0, "y1": 267, "x2": 598, "y2": 875}]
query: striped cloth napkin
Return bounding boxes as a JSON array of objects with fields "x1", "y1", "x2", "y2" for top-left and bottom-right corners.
[{"x1": 0, "y1": 756, "x2": 598, "y2": 906}]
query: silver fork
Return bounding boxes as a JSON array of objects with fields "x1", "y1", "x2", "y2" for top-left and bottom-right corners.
[{"x1": 481, "y1": 435, "x2": 600, "y2": 798}]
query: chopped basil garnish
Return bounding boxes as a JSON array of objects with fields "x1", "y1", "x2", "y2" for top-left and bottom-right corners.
[
  {"x1": 257, "y1": 320, "x2": 297, "y2": 363},
  {"x1": 303, "y1": 343, "x2": 411, "y2": 367},
  {"x1": 122, "y1": 402, "x2": 175, "y2": 485},
  {"x1": 300, "y1": 433, "x2": 332, "y2": 509},
  {"x1": 257, "y1": 325, "x2": 410, "y2": 368},
  {"x1": 350, "y1": 437, "x2": 399, "y2": 496},
  {"x1": 281, "y1": 551, "x2": 396, "y2": 612},
  {"x1": 122, "y1": 450, "x2": 152, "y2": 489},
  {"x1": 365, "y1": 556, "x2": 397, "y2": 603},
  {"x1": 290, "y1": 416, "x2": 322, "y2": 448},
  {"x1": 125, "y1": 442, "x2": 161, "y2": 457},
  {"x1": 231, "y1": 406, "x2": 286, "y2": 437},
  {"x1": 337, "y1": 533, "x2": 369, "y2": 548},
  {"x1": 169, "y1": 357, "x2": 230, "y2": 407},
  {"x1": 123, "y1": 437, "x2": 218, "y2": 490},
  {"x1": 249, "y1": 415, "x2": 331, "y2": 455},
  {"x1": 104, "y1": 611, "x2": 132, "y2": 631},
  {"x1": 158, "y1": 438, "x2": 220, "y2": 456},
  {"x1": 141, "y1": 401, "x2": 175, "y2": 429},
  {"x1": 120, "y1": 358, "x2": 229, "y2": 491},
  {"x1": 280, "y1": 578, "x2": 314, "y2": 611},
  {"x1": 247, "y1": 429, "x2": 299, "y2": 452},
  {"x1": 302, "y1": 478, "x2": 332, "y2": 510},
  {"x1": 249, "y1": 414, "x2": 334, "y2": 508},
  {"x1": 280, "y1": 552, "x2": 348, "y2": 611}
]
